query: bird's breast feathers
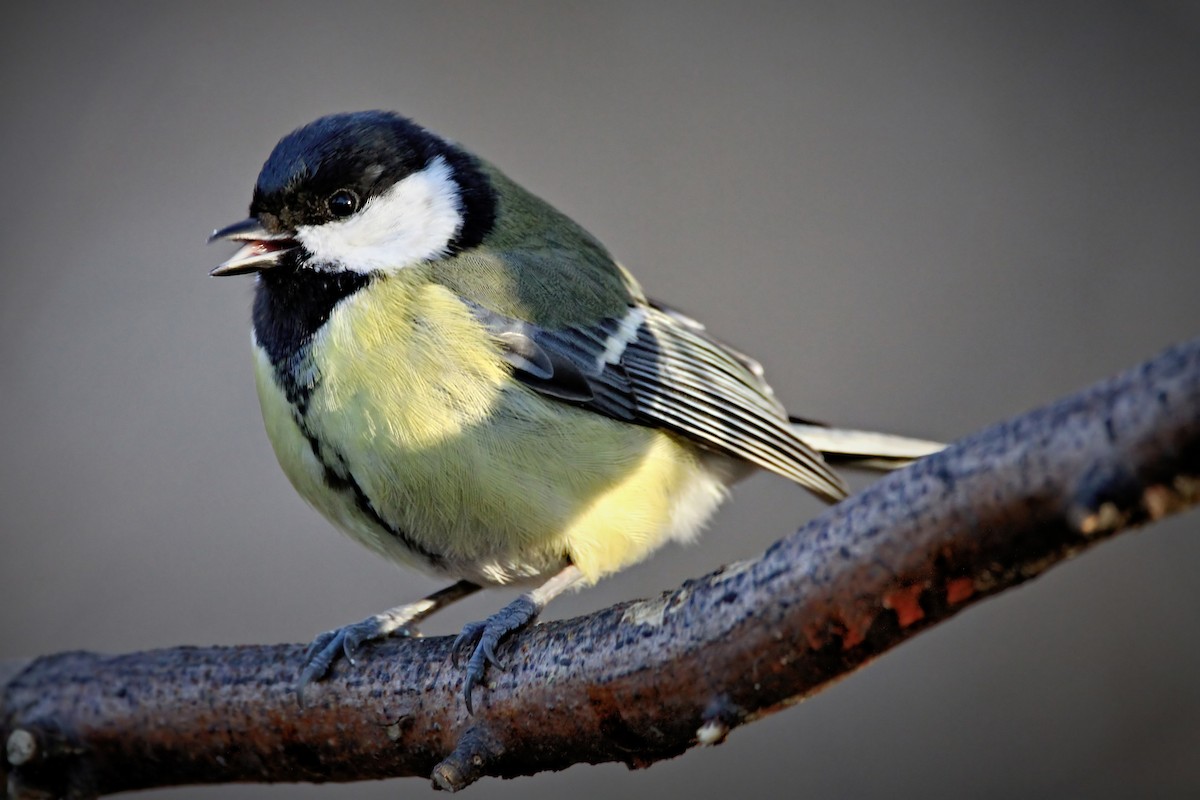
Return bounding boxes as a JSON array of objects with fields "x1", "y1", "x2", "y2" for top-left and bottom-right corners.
[{"x1": 253, "y1": 272, "x2": 731, "y2": 585}]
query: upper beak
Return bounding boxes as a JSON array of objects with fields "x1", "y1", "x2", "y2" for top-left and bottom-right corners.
[{"x1": 207, "y1": 218, "x2": 299, "y2": 276}]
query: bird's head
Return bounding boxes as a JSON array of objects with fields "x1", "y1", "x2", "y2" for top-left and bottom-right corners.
[{"x1": 209, "y1": 111, "x2": 495, "y2": 277}]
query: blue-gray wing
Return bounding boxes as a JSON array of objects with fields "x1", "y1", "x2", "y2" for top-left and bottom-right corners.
[{"x1": 466, "y1": 300, "x2": 848, "y2": 502}]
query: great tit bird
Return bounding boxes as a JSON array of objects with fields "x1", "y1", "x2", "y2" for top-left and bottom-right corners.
[{"x1": 209, "y1": 110, "x2": 942, "y2": 712}]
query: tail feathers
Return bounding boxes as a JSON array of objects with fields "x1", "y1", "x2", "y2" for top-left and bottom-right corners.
[{"x1": 790, "y1": 422, "x2": 945, "y2": 472}]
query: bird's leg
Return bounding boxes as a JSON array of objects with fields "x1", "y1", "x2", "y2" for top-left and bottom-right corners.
[
  {"x1": 298, "y1": 579, "x2": 481, "y2": 692},
  {"x1": 452, "y1": 564, "x2": 584, "y2": 714}
]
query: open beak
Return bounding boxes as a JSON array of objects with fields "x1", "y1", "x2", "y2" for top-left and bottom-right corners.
[{"x1": 207, "y1": 218, "x2": 299, "y2": 276}]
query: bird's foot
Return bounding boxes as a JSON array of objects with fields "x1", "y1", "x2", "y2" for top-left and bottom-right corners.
[
  {"x1": 451, "y1": 595, "x2": 541, "y2": 714},
  {"x1": 296, "y1": 608, "x2": 424, "y2": 703}
]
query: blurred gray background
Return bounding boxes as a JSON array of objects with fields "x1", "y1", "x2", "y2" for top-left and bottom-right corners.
[{"x1": 3, "y1": 2, "x2": 1199, "y2": 798}]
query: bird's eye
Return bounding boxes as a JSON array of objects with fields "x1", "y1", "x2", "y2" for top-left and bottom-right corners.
[{"x1": 327, "y1": 190, "x2": 359, "y2": 218}]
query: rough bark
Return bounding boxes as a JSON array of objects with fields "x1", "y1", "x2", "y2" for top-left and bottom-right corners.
[{"x1": 3, "y1": 338, "x2": 1198, "y2": 798}]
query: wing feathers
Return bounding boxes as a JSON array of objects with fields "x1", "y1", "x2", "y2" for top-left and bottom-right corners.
[
  {"x1": 469, "y1": 300, "x2": 849, "y2": 502},
  {"x1": 628, "y1": 311, "x2": 847, "y2": 500}
]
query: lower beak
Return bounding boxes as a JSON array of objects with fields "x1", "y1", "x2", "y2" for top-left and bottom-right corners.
[{"x1": 208, "y1": 218, "x2": 299, "y2": 276}]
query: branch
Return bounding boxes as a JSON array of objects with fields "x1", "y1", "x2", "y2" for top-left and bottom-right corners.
[{"x1": 4, "y1": 338, "x2": 1199, "y2": 798}]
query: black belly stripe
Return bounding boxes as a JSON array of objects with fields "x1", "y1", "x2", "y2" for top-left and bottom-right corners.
[
  {"x1": 253, "y1": 264, "x2": 444, "y2": 567},
  {"x1": 297, "y1": 422, "x2": 445, "y2": 567}
]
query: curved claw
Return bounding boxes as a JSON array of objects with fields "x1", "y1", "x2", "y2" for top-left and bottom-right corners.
[
  {"x1": 462, "y1": 665, "x2": 482, "y2": 716},
  {"x1": 462, "y1": 636, "x2": 504, "y2": 715}
]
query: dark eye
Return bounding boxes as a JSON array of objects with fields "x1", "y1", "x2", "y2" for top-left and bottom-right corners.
[{"x1": 327, "y1": 189, "x2": 359, "y2": 218}]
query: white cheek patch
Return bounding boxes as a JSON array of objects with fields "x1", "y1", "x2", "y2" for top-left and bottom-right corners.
[{"x1": 296, "y1": 156, "x2": 463, "y2": 273}]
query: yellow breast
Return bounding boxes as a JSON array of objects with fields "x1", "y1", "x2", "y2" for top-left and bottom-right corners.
[{"x1": 254, "y1": 271, "x2": 732, "y2": 586}]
